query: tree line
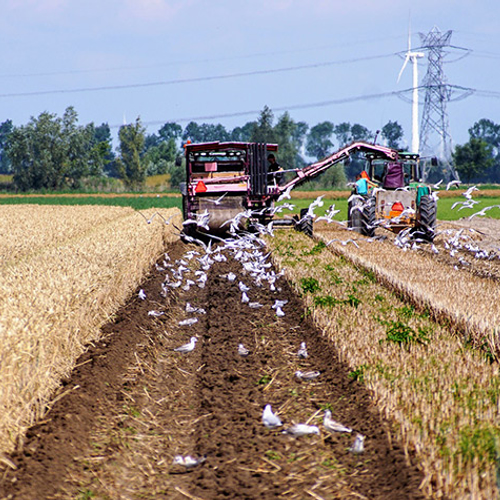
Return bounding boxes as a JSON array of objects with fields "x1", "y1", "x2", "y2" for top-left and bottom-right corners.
[{"x1": 0, "y1": 105, "x2": 498, "y2": 191}]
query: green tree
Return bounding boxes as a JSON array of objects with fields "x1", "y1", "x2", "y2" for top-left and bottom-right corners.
[
  {"x1": 159, "y1": 122, "x2": 182, "y2": 142},
  {"x1": 453, "y1": 138, "x2": 494, "y2": 184},
  {"x1": 7, "y1": 106, "x2": 101, "y2": 190},
  {"x1": 116, "y1": 117, "x2": 146, "y2": 190},
  {"x1": 251, "y1": 106, "x2": 276, "y2": 143},
  {"x1": 468, "y1": 119, "x2": 500, "y2": 182},
  {"x1": 0, "y1": 119, "x2": 13, "y2": 173},
  {"x1": 351, "y1": 123, "x2": 372, "y2": 142},
  {"x1": 231, "y1": 122, "x2": 255, "y2": 141},
  {"x1": 143, "y1": 138, "x2": 177, "y2": 176},
  {"x1": 334, "y1": 122, "x2": 352, "y2": 146},
  {"x1": 306, "y1": 121, "x2": 334, "y2": 160},
  {"x1": 381, "y1": 121, "x2": 404, "y2": 149}
]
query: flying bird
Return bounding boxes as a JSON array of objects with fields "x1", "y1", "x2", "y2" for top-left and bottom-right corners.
[
  {"x1": 173, "y1": 336, "x2": 198, "y2": 353},
  {"x1": 178, "y1": 318, "x2": 198, "y2": 327},
  {"x1": 138, "y1": 289, "x2": 146, "y2": 300},
  {"x1": 207, "y1": 192, "x2": 228, "y2": 205},
  {"x1": 277, "y1": 184, "x2": 293, "y2": 202},
  {"x1": 446, "y1": 179, "x2": 461, "y2": 190},
  {"x1": 262, "y1": 404, "x2": 283, "y2": 428}
]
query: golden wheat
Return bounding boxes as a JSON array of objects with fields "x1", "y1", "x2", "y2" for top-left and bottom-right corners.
[
  {"x1": 268, "y1": 230, "x2": 500, "y2": 500},
  {"x1": 0, "y1": 205, "x2": 181, "y2": 456}
]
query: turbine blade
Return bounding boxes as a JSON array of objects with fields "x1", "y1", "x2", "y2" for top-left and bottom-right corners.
[{"x1": 397, "y1": 55, "x2": 410, "y2": 83}]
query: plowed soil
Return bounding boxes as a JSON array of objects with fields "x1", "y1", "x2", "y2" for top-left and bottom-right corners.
[{"x1": 0, "y1": 239, "x2": 425, "y2": 500}]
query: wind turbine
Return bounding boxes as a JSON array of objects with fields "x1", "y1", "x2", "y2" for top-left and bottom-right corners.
[{"x1": 397, "y1": 26, "x2": 425, "y2": 154}]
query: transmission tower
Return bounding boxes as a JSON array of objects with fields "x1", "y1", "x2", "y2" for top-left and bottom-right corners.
[{"x1": 418, "y1": 27, "x2": 469, "y2": 181}]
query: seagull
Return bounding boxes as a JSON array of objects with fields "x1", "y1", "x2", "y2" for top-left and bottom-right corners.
[
  {"x1": 186, "y1": 303, "x2": 206, "y2": 315},
  {"x1": 432, "y1": 179, "x2": 443, "y2": 189},
  {"x1": 137, "y1": 211, "x2": 157, "y2": 224},
  {"x1": 446, "y1": 179, "x2": 461, "y2": 190},
  {"x1": 315, "y1": 204, "x2": 341, "y2": 224},
  {"x1": 272, "y1": 299, "x2": 288, "y2": 310},
  {"x1": 275, "y1": 306, "x2": 285, "y2": 317},
  {"x1": 277, "y1": 184, "x2": 293, "y2": 202},
  {"x1": 174, "y1": 336, "x2": 198, "y2": 352},
  {"x1": 349, "y1": 434, "x2": 365, "y2": 453},
  {"x1": 157, "y1": 213, "x2": 175, "y2": 225},
  {"x1": 295, "y1": 370, "x2": 320, "y2": 382},
  {"x1": 173, "y1": 455, "x2": 206, "y2": 468},
  {"x1": 148, "y1": 310, "x2": 164, "y2": 317},
  {"x1": 138, "y1": 289, "x2": 146, "y2": 300},
  {"x1": 178, "y1": 318, "x2": 198, "y2": 326},
  {"x1": 207, "y1": 192, "x2": 228, "y2": 205},
  {"x1": 323, "y1": 410, "x2": 352, "y2": 433},
  {"x1": 238, "y1": 343, "x2": 250, "y2": 356},
  {"x1": 238, "y1": 281, "x2": 250, "y2": 292},
  {"x1": 282, "y1": 424, "x2": 320, "y2": 437},
  {"x1": 297, "y1": 342, "x2": 308, "y2": 359},
  {"x1": 262, "y1": 404, "x2": 283, "y2": 428},
  {"x1": 241, "y1": 291, "x2": 250, "y2": 303}
]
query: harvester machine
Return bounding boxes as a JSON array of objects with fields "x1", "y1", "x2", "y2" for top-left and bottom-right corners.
[{"x1": 180, "y1": 140, "x2": 436, "y2": 240}]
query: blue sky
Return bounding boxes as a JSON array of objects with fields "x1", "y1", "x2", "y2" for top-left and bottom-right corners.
[{"x1": 0, "y1": 0, "x2": 498, "y2": 153}]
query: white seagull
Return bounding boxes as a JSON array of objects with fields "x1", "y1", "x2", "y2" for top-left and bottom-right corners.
[
  {"x1": 323, "y1": 410, "x2": 352, "y2": 433},
  {"x1": 282, "y1": 424, "x2": 320, "y2": 437},
  {"x1": 238, "y1": 343, "x2": 250, "y2": 356},
  {"x1": 349, "y1": 434, "x2": 365, "y2": 453},
  {"x1": 173, "y1": 336, "x2": 198, "y2": 353},
  {"x1": 295, "y1": 370, "x2": 321, "y2": 382},
  {"x1": 138, "y1": 289, "x2": 147, "y2": 300},
  {"x1": 173, "y1": 455, "x2": 206, "y2": 468},
  {"x1": 262, "y1": 404, "x2": 283, "y2": 428},
  {"x1": 297, "y1": 342, "x2": 308, "y2": 359}
]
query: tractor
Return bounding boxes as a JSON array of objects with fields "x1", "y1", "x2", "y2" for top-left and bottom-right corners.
[
  {"x1": 347, "y1": 151, "x2": 437, "y2": 241},
  {"x1": 180, "y1": 140, "x2": 436, "y2": 240}
]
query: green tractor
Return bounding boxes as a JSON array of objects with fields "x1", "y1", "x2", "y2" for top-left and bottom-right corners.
[{"x1": 347, "y1": 151, "x2": 437, "y2": 241}]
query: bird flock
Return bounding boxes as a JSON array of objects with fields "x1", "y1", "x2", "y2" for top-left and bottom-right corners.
[
  {"x1": 135, "y1": 202, "x2": 367, "y2": 470},
  {"x1": 133, "y1": 181, "x2": 500, "y2": 468}
]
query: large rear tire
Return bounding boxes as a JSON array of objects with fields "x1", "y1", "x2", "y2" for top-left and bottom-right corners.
[
  {"x1": 295, "y1": 208, "x2": 313, "y2": 237},
  {"x1": 416, "y1": 195, "x2": 437, "y2": 242},
  {"x1": 361, "y1": 196, "x2": 376, "y2": 237}
]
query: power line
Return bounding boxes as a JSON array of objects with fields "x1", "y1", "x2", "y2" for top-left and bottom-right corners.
[
  {"x1": 0, "y1": 53, "x2": 396, "y2": 98},
  {"x1": 109, "y1": 88, "x2": 419, "y2": 128},
  {"x1": 0, "y1": 35, "x2": 405, "y2": 79}
]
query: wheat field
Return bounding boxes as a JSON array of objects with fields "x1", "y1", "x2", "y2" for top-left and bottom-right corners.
[
  {"x1": 268, "y1": 230, "x2": 500, "y2": 500},
  {"x1": 0, "y1": 205, "x2": 181, "y2": 457}
]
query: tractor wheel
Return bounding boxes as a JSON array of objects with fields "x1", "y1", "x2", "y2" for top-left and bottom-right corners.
[
  {"x1": 348, "y1": 199, "x2": 364, "y2": 234},
  {"x1": 416, "y1": 195, "x2": 437, "y2": 242},
  {"x1": 182, "y1": 194, "x2": 189, "y2": 220},
  {"x1": 295, "y1": 208, "x2": 314, "y2": 237},
  {"x1": 361, "y1": 196, "x2": 376, "y2": 237}
]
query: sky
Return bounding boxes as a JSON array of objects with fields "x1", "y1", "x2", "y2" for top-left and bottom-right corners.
[{"x1": 0, "y1": 0, "x2": 498, "y2": 156}]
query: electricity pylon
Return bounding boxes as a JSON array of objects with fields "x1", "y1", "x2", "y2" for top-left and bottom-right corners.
[{"x1": 418, "y1": 26, "x2": 470, "y2": 181}]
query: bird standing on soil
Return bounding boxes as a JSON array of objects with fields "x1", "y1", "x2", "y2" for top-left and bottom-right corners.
[
  {"x1": 323, "y1": 410, "x2": 352, "y2": 433},
  {"x1": 174, "y1": 336, "x2": 198, "y2": 352},
  {"x1": 282, "y1": 424, "x2": 320, "y2": 437},
  {"x1": 262, "y1": 404, "x2": 283, "y2": 428},
  {"x1": 173, "y1": 455, "x2": 206, "y2": 468},
  {"x1": 297, "y1": 342, "x2": 308, "y2": 359},
  {"x1": 238, "y1": 343, "x2": 250, "y2": 356},
  {"x1": 349, "y1": 434, "x2": 365, "y2": 453},
  {"x1": 295, "y1": 370, "x2": 321, "y2": 382}
]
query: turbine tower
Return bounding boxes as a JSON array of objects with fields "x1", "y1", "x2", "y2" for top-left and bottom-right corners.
[{"x1": 397, "y1": 27, "x2": 424, "y2": 154}]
